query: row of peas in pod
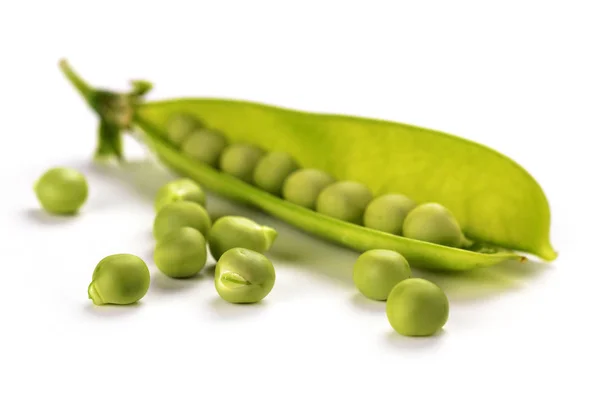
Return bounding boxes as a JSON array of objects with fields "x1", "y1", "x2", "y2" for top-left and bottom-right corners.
[{"x1": 166, "y1": 113, "x2": 471, "y2": 249}]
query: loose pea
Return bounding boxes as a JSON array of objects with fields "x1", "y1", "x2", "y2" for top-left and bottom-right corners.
[
  {"x1": 165, "y1": 113, "x2": 201, "y2": 146},
  {"x1": 253, "y1": 151, "x2": 299, "y2": 195},
  {"x1": 181, "y1": 128, "x2": 228, "y2": 167},
  {"x1": 153, "y1": 200, "x2": 211, "y2": 240},
  {"x1": 88, "y1": 254, "x2": 150, "y2": 305},
  {"x1": 219, "y1": 143, "x2": 265, "y2": 183},
  {"x1": 353, "y1": 249, "x2": 411, "y2": 301},
  {"x1": 386, "y1": 278, "x2": 449, "y2": 336},
  {"x1": 154, "y1": 227, "x2": 207, "y2": 278},
  {"x1": 316, "y1": 181, "x2": 373, "y2": 224},
  {"x1": 215, "y1": 247, "x2": 276, "y2": 303},
  {"x1": 363, "y1": 194, "x2": 416, "y2": 235},
  {"x1": 208, "y1": 216, "x2": 277, "y2": 261},
  {"x1": 402, "y1": 202, "x2": 467, "y2": 248},
  {"x1": 282, "y1": 169, "x2": 335, "y2": 209},
  {"x1": 154, "y1": 178, "x2": 206, "y2": 212},
  {"x1": 34, "y1": 167, "x2": 88, "y2": 215}
]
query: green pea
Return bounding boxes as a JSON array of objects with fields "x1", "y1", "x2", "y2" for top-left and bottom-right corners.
[
  {"x1": 386, "y1": 278, "x2": 449, "y2": 336},
  {"x1": 316, "y1": 181, "x2": 373, "y2": 224},
  {"x1": 219, "y1": 143, "x2": 265, "y2": 183},
  {"x1": 154, "y1": 227, "x2": 207, "y2": 278},
  {"x1": 208, "y1": 216, "x2": 277, "y2": 261},
  {"x1": 353, "y1": 249, "x2": 411, "y2": 301},
  {"x1": 165, "y1": 113, "x2": 201, "y2": 146},
  {"x1": 215, "y1": 248, "x2": 276, "y2": 303},
  {"x1": 154, "y1": 178, "x2": 206, "y2": 212},
  {"x1": 88, "y1": 254, "x2": 150, "y2": 305},
  {"x1": 363, "y1": 194, "x2": 417, "y2": 235},
  {"x1": 34, "y1": 167, "x2": 88, "y2": 215},
  {"x1": 402, "y1": 202, "x2": 467, "y2": 248},
  {"x1": 153, "y1": 200, "x2": 211, "y2": 240},
  {"x1": 281, "y1": 169, "x2": 335, "y2": 209},
  {"x1": 181, "y1": 128, "x2": 228, "y2": 167},
  {"x1": 253, "y1": 151, "x2": 299, "y2": 195}
]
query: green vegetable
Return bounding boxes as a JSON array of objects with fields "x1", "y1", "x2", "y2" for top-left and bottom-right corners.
[
  {"x1": 316, "y1": 181, "x2": 373, "y2": 224},
  {"x1": 153, "y1": 200, "x2": 211, "y2": 240},
  {"x1": 353, "y1": 249, "x2": 412, "y2": 301},
  {"x1": 60, "y1": 60, "x2": 557, "y2": 271},
  {"x1": 208, "y1": 216, "x2": 277, "y2": 261},
  {"x1": 215, "y1": 247, "x2": 276, "y2": 303},
  {"x1": 282, "y1": 168, "x2": 335, "y2": 209},
  {"x1": 34, "y1": 167, "x2": 88, "y2": 215},
  {"x1": 181, "y1": 128, "x2": 228, "y2": 167},
  {"x1": 88, "y1": 254, "x2": 150, "y2": 305},
  {"x1": 386, "y1": 278, "x2": 449, "y2": 337},
  {"x1": 165, "y1": 113, "x2": 200, "y2": 146},
  {"x1": 154, "y1": 227, "x2": 207, "y2": 278},
  {"x1": 403, "y1": 203, "x2": 469, "y2": 248},
  {"x1": 219, "y1": 143, "x2": 265, "y2": 183},
  {"x1": 253, "y1": 151, "x2": 299, "y2": 195},
  {"x1": 363, "y1": 194, "x2": 416, "y2": 235},
  {"x1": 154, "y1": 178, "x2": 206, "y2": 212}
]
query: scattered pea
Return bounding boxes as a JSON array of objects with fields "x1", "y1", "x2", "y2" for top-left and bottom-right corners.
[
  {"x1": 219, "y1": 143, "x2": 265, "y2": 183},
  {"x1": 215, "y1": 247, "x2": 276, "y2": 303},
  {"x1": 402, "y1": 202, "x2": 467, "y2": 248},
  {"x1": 208, "y1": 216, "x2": 277, "y2": 261},
  {"x1": 154, "y1": 227, "x2": 207, "y2": 278},
  {"x1": 363, "y1": 194, "x2": 416, "y2": 235},
  {"x1": 88, "y1": 254, "x2": 150, "y2": 305},
  {"x1": 316, "y1": 181, "x2": 373, "y2": 224},
  {"x1": 386, "y1": 278, "x2": 449, "y2": 336},
  {"x1": 165, "y1": 113, "x2": 201, "y2": 146},
  {"x1": 181, "y1": 128, "x2": 228, "y2": 167},
  {"x1": 253, "y1": 151, "x2": 299, "y2": 195},
  {"x1": 154, "y1": 178, "x2": 206, "y2": 212},
  {"x1": 34, "y1": 167, "x2": 88, "y2": 215},
  {"x1": 282, "y1": 168, "x2": 335, "y2": 209},
  {"x1": 353, "y1": 249, "x2": 411, "y2": 301},
  {"x1": 153, "y1": 200, "x2": 211, "y2": 240}
]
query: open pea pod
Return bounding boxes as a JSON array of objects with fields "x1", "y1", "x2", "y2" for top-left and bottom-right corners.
[{"x1": 59, "y1": 59, "x2": 557, "y2": 271}]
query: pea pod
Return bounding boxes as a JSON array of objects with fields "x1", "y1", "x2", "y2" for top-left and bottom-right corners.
[{"x1": 59, "y1": 59, "x2": 557, "y2": 271}]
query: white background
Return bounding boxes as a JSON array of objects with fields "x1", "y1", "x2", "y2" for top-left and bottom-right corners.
[{"x1": 1, "y1": 1, "x2": 598, "y2": 411}]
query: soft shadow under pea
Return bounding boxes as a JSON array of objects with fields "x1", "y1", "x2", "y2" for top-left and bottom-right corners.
[
  {"x1": 149, "y1": 271, "x2": 206, "y2": 295},
  {"x1": 350, "y1": 292, "x2": 386, "y2": 314},
  {"x1": 207, "y1": 296, "x2": 269, "y2": 320},
  {"x1": 83, "y1": 301, "x2": 143, "y2": 318},
  {"x1": 383, "y1": 329, "x2": 447, "y2": 351}
]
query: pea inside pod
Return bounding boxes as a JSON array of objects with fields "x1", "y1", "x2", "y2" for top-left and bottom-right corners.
[
  {"x1": 181, "y1": 128, "x2": 228, "y2": 167},
  {"x1": 282, "y1": 168, "x2": 335, "y2": 210},
  {"x1": 219, "y1": 143, "x2": 265, "y2": 183},
  {"x1": 253, "y1": 151, "x2": 299, "y2": 195},
  {"x1": 402, "y1": 202, "x2": 469, "y2": 248},
  {"x1": 363, "y1": 194, "x2": 416, "y2": 235},
  {"x1": 316, "y1": 181, "x2": 373, "y2": 224},
  {"x1": 165, "y1": 113, "x2": 201, "y2": 146}
]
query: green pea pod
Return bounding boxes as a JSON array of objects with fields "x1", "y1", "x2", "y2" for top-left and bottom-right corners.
[{"x1": 59, "y1": 59, "x2": 557, "y2": 271}]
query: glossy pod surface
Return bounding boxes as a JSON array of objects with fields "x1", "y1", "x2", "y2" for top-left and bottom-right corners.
[{"x1": 59, "y1": 61, "x2": 557, "y2": 271}]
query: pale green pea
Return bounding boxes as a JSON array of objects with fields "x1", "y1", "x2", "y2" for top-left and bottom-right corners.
[
  {"x1": 154, "y1": 227, "x2": 207, "y2": 278},
  {"x1": 353, "y1": 249, "x2": 412, "y2": 301},
  {"x1": 88, "y1": 254, "x2": 150, "y2": 305},
  {"x1": 165, "y1": 113, "x2": 202, "y2": 146},
  {"x1": 153, "y1": 200, "x2": 211, "y2": 240},
  {"x1": 386, "y1": 278, "x2": 449, "y2": 337},
  {"x1": 219, "y1": 143, "x2": 265, "y2": 183},
  {"x1": 253, "y1": 151, "x2": 299, "y2": 195},
  {"x1": 154, "y1": 178, "x2": 206, "y2": 212},
  {"x1": 282, "y1": 169, "x2": 335, "y2": 209},
  {"x1": 402, "y1": 202, "x2": 468, "y2": 248},
  {"x1": 363, "y1": 194, "x2": 417, "y2": 235},
  {"x1": 316, "y1": 181, "x2": 373, "y2": 224},
  {"x1": 34, "y1": 167, "x2": 88, "y2": 215},
  {"x1": 181, "y1": 129, "x2": 228, "y2": 167},
  {"x1": 208, "y1": 216, "x2": 277, "y2": 261},
  {"x1": 215, "y1": 248, "x2": 276, "y2": 303}
]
